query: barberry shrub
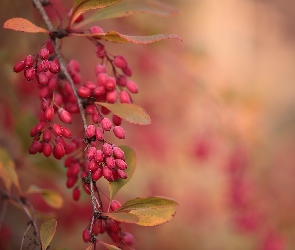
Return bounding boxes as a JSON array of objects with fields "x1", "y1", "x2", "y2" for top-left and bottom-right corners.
[{"x1": 1, "y1": 0, "x2": 181, "y2": 249}]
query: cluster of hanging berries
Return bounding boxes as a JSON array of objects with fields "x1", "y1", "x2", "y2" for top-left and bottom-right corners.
[{"x1": 82, "y1": 200, "x2": 135, "y2": 248}]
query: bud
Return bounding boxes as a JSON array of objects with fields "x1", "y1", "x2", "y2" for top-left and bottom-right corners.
[
  {"x1": 113, "y1": 126, "x2": 125, "y2": 139},
  {"x1": 58, "y1": 108, "x2": 72, "y2": 124},
  {"x1": 101, "y1": 118, "x2": 112, "y2": 131}
]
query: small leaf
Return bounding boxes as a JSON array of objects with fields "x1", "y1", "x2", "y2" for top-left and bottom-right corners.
[
  {"x1": 40, "y1": 219, "x2": 57, "y2": 250},
  {"x1": 3, "y1": 18, "x2": 48, "y2": 33},
  {"x1": 72, "y1": 30, "x2": 182, "y2": 44},
  {"x1": 109, "y1": 145, "x2": 136, "y2": 200},
  {"x1": 0, "y1": 147, "x2": 20, "y2": 192},
  {"x1": 26, "y1": 185, "x2": 63, "y2": 209},
  {"x1": 97, "y1": 102, "x2": 151, "y2": 125},
  {"x1": 103, "y1": 212, "x2": 139, "y2": 223},
  {"x1": 70, "y1": 0, "x2": 122, "y2": 26},
  {"x1": 98, "y1": 241, "x2": 121, "y2": 250},
  {"x1": 74, "y1": 0, "x2": 179, "y2": 27}
]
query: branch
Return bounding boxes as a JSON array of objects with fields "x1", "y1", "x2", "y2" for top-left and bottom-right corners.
[{"x1": 32, "y1": 0, "x2": 88, "y2": 131}]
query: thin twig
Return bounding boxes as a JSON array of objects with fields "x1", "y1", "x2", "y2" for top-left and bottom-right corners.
[
  {"x1": 0, "y1": 198, "x2": 8, "y2": 230},
  {"x1": 20, "y1": 222, "x2": 32, "y2": 250},
  {"x1": 32, "y1": 0, "x2": 88, "y2": 131}
]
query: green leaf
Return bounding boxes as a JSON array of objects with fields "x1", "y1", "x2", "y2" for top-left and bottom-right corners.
[
  {"x1": 72, "y1": 30, "x2": 182, "y2": 44},
  {"x1": 0, "y1": 147, "x2": 20, "y2": 192},
  {"x1": 40, "y1": 219, "x2": 57, "y2": 250},
  {"x1": 98, "y1": 241, "x2": 121, "y2": 250},
  {"x1": 74, "y1": 0, "x2": 179, "y2": 27},
  {"x1": 109, "y1": 145, "x2": 136, "y2": 200},
  {"x1": 3, "y1": 18, "x2": 48, "y2": 33},
  {"x1": 26, "y1": 185, "x2": 64, "y2": 209},
  {"x1": 116, "y1": 196, "x2": 179, "y2": 226},
  {"x1": 103, "y1": 212, "x2": 139, "y2": 223},
  {"x1": 97, "y1": 102, "x2": 151, "y2": 125},
  {"x1": 70, "y1": 0, "x2": 122, "y2": 26}
]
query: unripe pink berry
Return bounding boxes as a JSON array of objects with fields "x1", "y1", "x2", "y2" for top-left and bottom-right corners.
[
  {"x1": 122, "y1": 232, "x2": 134, "y2": 246},
  {"x1": 29, "y1": 141, "x2": 42, "y2": 154},
  {"x1": 53, "y1": 143, "x2": 65, "y2": 159},
  {"x1": 126, "y1": 80, "x2": 138, "y2": 94},
  {"x1": 13, "y1": 61, "x2": 25, "y2": 73},
  {"x1": 117, "y1": 169, "x2": 127, "y2": 179},
  {"x1": 24, "y1": 55, "x2": 34, "y2": 67},
  {"x1": 95, "y1": 64, "x2": 107, "y2": 76},
  {"x1": 113, "y1": 147, "x2": 125, "y2": 159},
  {"x1": 95, "y1": 149, "x2": 104, "y2": 162},
  {"x1": 93, "y1": 86, "x2": 105, "y2": 97},
  {"x1": 45, "y1": 107, "x2": 54, "y2": 121},
  {"x1": 39, "y1": 48, "x2": 49, "y2": 60},
  {"x1": 85, "y1": 124, "x2": 96, "y2": 138},
  {"x1": 73, "y1": 187, "x2": 80, "y2": 201},
  {"x1": 113, "y1": 126, "x2": 125, "y2": 139},
  {"x1": 116, "y1": 75, "x2": 127, "y2": 86},
  {"x1": 102, "y1": 143, "x2": 113, "y2": 156},
  {"x1": 38, "y1": 72, "x2": 49, "y2": 85},
  {"x1": 43, "y1": 129, "x2": 51, "y2": 141},
  {"x1": 110, "y1": 200, "x2": 121, "y2": 211},
  {"x1": 103, "y1": 167, "x2": 113, "y2": 180},
  {"x1": 42, "y1": 142, "x2": 52, "y2": 157},
  {"x1": 82, "y1": 229, "x2": 91, "y2": 243},
  {"x1": 66, "y1": 176, "x2": 78, "y2": 188},
  {"x1": 106, "y1": 156, "x2": 116, "y2": 169},
  {"x1": 52, "y1": 123, "x2": 63, "y2": 136},
  {"x1": 58, "y1": 108, "x2": 72, "y2": 124},
  {"x1": 95, "y1": 127, "x2": 104, "y2": 141},
  {"x1": 62, "y1": 127, "x2": 72, "y2": 139},
  {"x1": 113, "y1": 55, "x2": 128, "y2": 69},
  {"x1": 120, "y1": 90, "x2": 131, "y2": 103},
  {"x1": 101, "y1": 118, "x2": 112, "y2": 131},
  {"x1": 104, "y1": 77, "x2": 116, "y2": 90},
  {"x1": 90, "y1": 26, "x2": 104, "y2": 34},
  {"x1": 92, "y1": 168, "x2": 103, "y2": 181},
  {"x1": 78, "y1": 86, "x2": 92, "y2": 98},
  {"x1": 106, "y1": 89, "x2": 118, "y2": 103},
  {"x1": 46, "y1": 40, "x2": 54, "y2": 54},
  {"x1": 49, "y1": 61, "x2": 59, "y2": 74},
  {"x1": 115, "y1": 159, "x2": 127, "y2": 170},
  {"x1": 123, "y1": 66, "x2": 132, "y2": 76},
  {"x1": 24, "y1": 67, "x2": 36, "y2": 81},
  {"x1": 95, "y1": 43, "x2": 106, "y2": 58}
]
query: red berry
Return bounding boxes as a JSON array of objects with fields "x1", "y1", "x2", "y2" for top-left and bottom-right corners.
[
  {"x1": 115, "y1": 159, "x2": 127, "y2": 170},
  {"x1": 78, "y1": 86, "x2": 91, "y2": 98},
  {"x1": 29, "y1": 141, "x2": 42, "y2": 154},
  {"x1": 85, "y1": 81, "x2": 97, "y2": 90},
  {"x1": 49, "y1": 61, "x2": 59, "y2": 74},
  {"x1": 58, "y1": 108, "x2": 72, "y2": 124},
  {"x1": 67, "y1": 59, "x2": 80, "y2": 73},
  {"x1": 90, "y1": 26, "x2": 104, "y2": 34},
  {"x1": 126, "y1": 80, "x2": 138, "y2": 93},
  {"x1": 66, "y1": 176, "x2": 78, "y2": 188},
  {"x1": 88, "y1": 159, "x2": 99, "y2": 171},
  {"x1": 106, "y1": 89, "x2": 118, "y2": 103},
  {"x1": 87, "y1": 147, "x2": 97, "y2": 160},
  {"x1": 102, "y1": 167, "x2": 113, "y2": 180},
  {"x1": 108, "y1": 219, "x2": 119, "y2": 232},
  {"x1": 30, "y1": 126, "x2": 38, "y2": 137},
  {"x1": 38, "y1": 72, "x2": 49, "y2": 85},
  {"x1": 71, "y1": 72, "x2": 81, "y2": 84},
  {"x1": 106, "y1": 156, "x2": 115, "y2": 169},
  {"x1": 101, "y1": 118, "x2": 112, "y2": 131},
  {"x1": 52, "y1": 123, "x2": 63, "y2": 136},
  {"x1": 110, "y1": 200, "x2": 121, "y2": 211},
  {"x1": 24, "y1": 67, "x2": 36, "y2": 80},
  {"x1": 45, "y1": 107, "x2": 54, "y2": 121},
  {"x1": 104, "y1": 77, "x2": 116, "y2": 90},
  {"x1": 82, "y1": 229, "x2": 91, "y2": 243},
  {"x1": 85, "y1": 104, "x2": 96, "y2": 115},
  {"x1": 92, "y1": 219, "x2": 101, "y2": 235},
  {"x1": 122, "y1": 232, "x2": 134, "y2": 246},
  {"x1": 102, "y1": 143, "x2": 113, "y2": 156},
  {"x1": 113, "y1": 55, "x2": 128, "y2": 69},
  {"x1": 65, "y1": 142, "x2": 77, "y2": 154},
  {"x1": 35, "y1": 122, "x2": 45, "y2": 132},
  {"x1": 82, "y1": 183, "x2": 91, "y2": 194},
  {"x1": 95, "y1": 43, "x2": 106, "y2": 58},
  {"x1": 42, "y1": 142, "x2": 52, "y2": 157},
  {"x1": 113, "y1": 126, "x2": 125, "y2": 139},
  {"x1": 101, "y1": 106, "x2": 110, "y2": 115},
  {"x1": 39, "y1": 86, "x2": 49, "y2": 98},
  {"x1": 62, "y1": 127, "x2": 72, "y2": 139},
  {"x1": 46, "y1": 40, "x2": 54, "y2": 54},
  {"x1": 55, "y1": 136, "x2": 67, "y2": 147},
  {"x1": 85, "y1": 125, "x2": 96, "y2": 138},
  {"x1": 39, "y1": 60, "x2": 49, "y2": 72},
  {"x1": 97, "y1": 73, "x2": 108, "y2": 86},
  {"x1": 123, "y1": 66, "x2": 132, "y2": 76},
  {"x1": 119, "y1": 90, "x2": 131, "y2": 103},
  {"x1": 117, "y1": 169, "x2": 127, "y2": 179},
  {"x1": 53, "y1": 143, "x2": 65, "y2": 159},
  {"x1": 92, "y1": 168, "x2": 102, "y2": 181},
  {"x1": 24, "y1": 55, "x2": 34, "y2": 67},
  {"x1": 13, "y1": 61, "x2": 25, "y2": 73},
  {"x1": 39, "y1": 48, "x2": 49, "y2": 60},
  {"x1": 116, "y1": 75, "x2": 127, "y2": 86},
  {"x1": 112, "y1": 115, "x2": 122, "y2": 126},
  {"x1": 93, "y1": 86, "x2": 105, "y2": 98},
  {"x1": 73, "y1": 187, "x2": 80, "y2": 201},
  {"x1": 113, "y1": 147, "x2": 125, "y2": 160},
  {"x1": 95, "y1": 64, "x2": 107, "y2": 76},
  {"x1": 95, "y1": 150, "x2": 104, "y2": 162},
  {"x1": 43, "y1": 129, "x2": 51, "y2": 141}
]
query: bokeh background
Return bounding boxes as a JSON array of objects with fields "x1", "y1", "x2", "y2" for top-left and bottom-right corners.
[{"x1": 1, "y1": 0, "x2": 295, "y2": 249}]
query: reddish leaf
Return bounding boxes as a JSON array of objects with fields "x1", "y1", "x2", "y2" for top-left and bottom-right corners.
[
  {"x1": 97, "y1": 102, "x2": 151, "y2": 125},
  {"x1": 103, "y1": 212, "x2": 139, "y2": 223},
  {"x1": 40, "y1": 219, "x2": 57, "y2": 250},
  {"x1": 98, "y1": 241, "x2": 121, "y2": 250},
  {"x1": 72, "y1": 30, "x2": 182, "y2": 44},
  {"x1": 74, "y1": 0, "x2": 179, "y2": 28},
  {"x1": 109, "y1": 146, "x2": 136, "y2": 200},
  {"x1": 3, "y1": 18, "x2": 48, "y2": 33},
  {"x1": 70, "y1": 0, "x2": 122, "y2": 26}
]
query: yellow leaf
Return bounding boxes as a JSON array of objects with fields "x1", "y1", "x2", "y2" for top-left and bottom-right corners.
[
  {"x1": 103, "y1": 212, "x2": 139, "y2": 223},
  {"x1": 40, "y1": 219, "x2": 57, "y2": 250}
]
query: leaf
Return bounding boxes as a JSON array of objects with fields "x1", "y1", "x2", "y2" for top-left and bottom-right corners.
[
  {"x1": 103, "y1": 212, "x2": 139, "y2": 223},
  {"x1": 98, "y1": 241, "x2": 121, "y2": 250},
  {"x1": 3, "y1": 18, "x2": 48, "y2": 33},
  {"x1": 97, "y1": 102, "x2": 151, "y2": 125},
  {"x1": 70, "y1": 0, "x2": 122, "y2": 26},
  {"x1": 74, "y1": 0, "x2": 179, "y2": 27},
  {"x1": 0, "y1": 147, "x2": 20, "y2": 192},
  {"x1": 26, "y1": 185, "x2": 64, "y2": 209},
  {"x1": 85, "y1": 244, "x2": 93, "y2": 250},
  {"x1": 109, "y1": 145, "x2": 136, "y2": 200},
  {"x1": 40, "y1": 219, "x2": 57, "y2": 250},
  {"x1": 72, "y1": 30, "x2": 182, "y2": 44},
  {"x1": 116, "y1": 196, "x2": 179, "y2": 226}
]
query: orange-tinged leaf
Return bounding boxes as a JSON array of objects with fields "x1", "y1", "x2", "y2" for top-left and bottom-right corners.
[
  {"x1": 103, "y1": 212, "x2": 139, "y2": 223},
  {"x1": 40, "y1": 219, "x2": 57, "y2": 250},
  {"x1": 97, "y1": 102, "x2": 151, "y2": 125},
  {"x1": 3, "y1": 18, "x2": 48, "y2": 33},
  {"x1": 70, "y1": 0, "x2": 121, "y2": 26},
  {"x1": 109, "y1": 146, "x2": 136, "y2": 200},
  {"x1": 129, "y1": 206, "x2": 176, "y2": 226},
  {"x1": 74, "y1": 0, "x2": 179, "y2": 27},
  {"x1": 26, "y1": 185, "x2": 63, "y2": 209},
  {"x1": 0, "y1": 147, "x2": 20, "y2": 192},
  {"x1": 98, "y1": 241, "x2": 121, "y2": 250},
  {"x1": 72, "y1": 30, "x2": 182, "y2": 44}
]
